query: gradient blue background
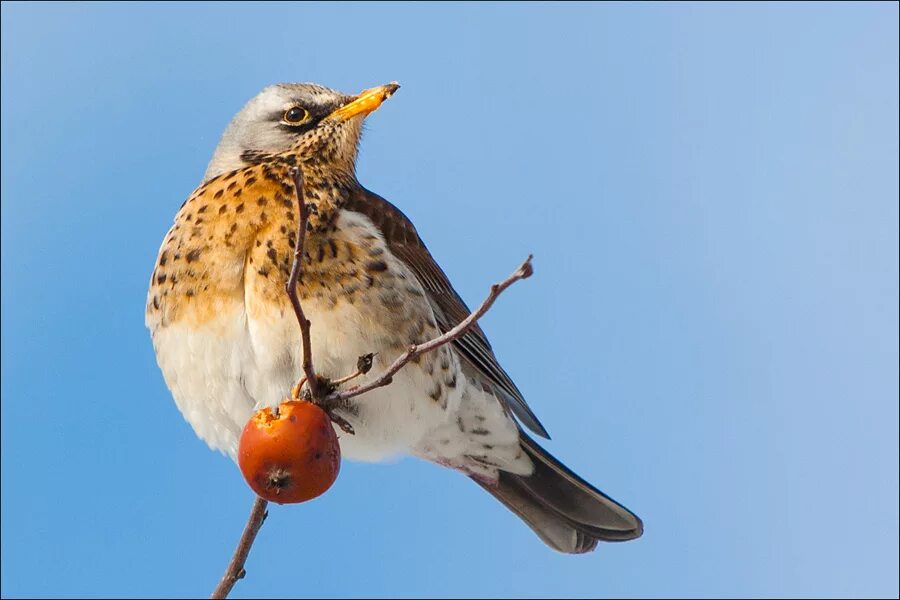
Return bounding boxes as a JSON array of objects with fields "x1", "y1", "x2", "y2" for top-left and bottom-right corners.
[{"x1": 2, "y1": 2, "x2": 898, "y2": 598}]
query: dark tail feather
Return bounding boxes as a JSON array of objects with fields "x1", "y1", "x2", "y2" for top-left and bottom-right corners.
[{"x1": 472, "y1": 433, "x2": 643, "y2": 554}]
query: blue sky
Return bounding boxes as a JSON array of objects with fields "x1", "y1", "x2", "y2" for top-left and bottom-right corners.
[{"x1": 1, "y1": 2, "x2": 897, "y2": 597}]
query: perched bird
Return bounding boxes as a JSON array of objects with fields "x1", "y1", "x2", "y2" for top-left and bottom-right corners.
[{"x1": 146, "y1": 81, "x2": 643, "y2": 553}]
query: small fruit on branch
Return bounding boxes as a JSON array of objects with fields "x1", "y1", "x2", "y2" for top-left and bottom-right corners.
[{"x1": 238, "y1": 400, "x2": 340, "y2": 504}]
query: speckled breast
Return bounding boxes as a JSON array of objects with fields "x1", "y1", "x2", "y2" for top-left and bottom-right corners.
[{"x1": 146, "y1": 160, "x2": 464, "y2": 460}]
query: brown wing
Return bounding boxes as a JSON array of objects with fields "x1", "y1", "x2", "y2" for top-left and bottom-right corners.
[{"x1": 345, "y1": 187, "x2": 550, "y2": 439}]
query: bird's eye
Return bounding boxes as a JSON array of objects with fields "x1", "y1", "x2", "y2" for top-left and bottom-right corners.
[{"x1": 283, "y1": 107, "x2": 310, "y2": 124}]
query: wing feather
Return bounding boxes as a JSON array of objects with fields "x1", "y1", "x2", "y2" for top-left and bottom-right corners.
[{"x1": 344, "y1": 187, "x2": 550, "y2": 439}]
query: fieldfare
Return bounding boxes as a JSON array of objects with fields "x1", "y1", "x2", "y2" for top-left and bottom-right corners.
[{"x1": 146, "y1": 82, "x2": 643, "y2": 553}]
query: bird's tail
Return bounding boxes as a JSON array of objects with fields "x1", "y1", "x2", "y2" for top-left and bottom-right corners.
[{"x1": 472, "y1": 433, "x2": 643, "y2": 554}]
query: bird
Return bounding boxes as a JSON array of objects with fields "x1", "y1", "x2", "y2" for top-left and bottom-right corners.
[{"x1": 146, "y1": 81, "x2": 643, "y2": 553}]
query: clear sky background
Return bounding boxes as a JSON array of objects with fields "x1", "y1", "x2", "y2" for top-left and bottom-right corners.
[{"x1": 2, "y1": 2, "x2": 897, "y2": 598}]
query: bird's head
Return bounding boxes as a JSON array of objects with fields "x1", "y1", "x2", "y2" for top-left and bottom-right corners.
[{"x1": 204, "y1": 81, "x2": 400, "y2": 182}]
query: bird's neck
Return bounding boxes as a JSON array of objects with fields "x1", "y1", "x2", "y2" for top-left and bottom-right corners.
[{"x1": 234, "y1": 149, "x2": 360, "y2": 228}]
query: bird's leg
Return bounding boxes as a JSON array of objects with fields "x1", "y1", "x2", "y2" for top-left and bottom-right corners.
[
  {"x1": 310, "y1": 384, "x2": 355, "y2": 436},
  {"x1": 323, "y1": 410, "x2": 355, "y2": 436}
]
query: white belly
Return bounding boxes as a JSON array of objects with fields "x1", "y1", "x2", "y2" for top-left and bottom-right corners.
[{"x1": 150, "y1": 297, "x2": 462, "y2": 463}]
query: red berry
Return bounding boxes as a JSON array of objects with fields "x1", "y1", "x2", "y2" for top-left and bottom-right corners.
[{"x1": 238, "y1": 400, "x2": 340, "y2": 504}]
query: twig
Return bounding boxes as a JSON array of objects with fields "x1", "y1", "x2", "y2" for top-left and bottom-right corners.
[
  {"x1": 325, "y1": 255, "x2": 534, "y2": 404},
  {"x1": 285, "y1": 167, "x2": 321, "y2": 400},
  {"x1": 283, "y1": 167, "x2": 353, "y2": 437},
  {"x1": 330, "y1": 353, "x2": 375, "y2": 386},
  {"x1": 210, "y1": 496, "x2": 269, "y2": 599}
]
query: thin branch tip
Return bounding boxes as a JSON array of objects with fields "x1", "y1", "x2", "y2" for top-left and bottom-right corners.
[
  {"x1": 211, "y1": 496, "x2": 269, "y2": 599},
  {"x1": 519, "y1": 255, "x2": 534, "y2": 279}
]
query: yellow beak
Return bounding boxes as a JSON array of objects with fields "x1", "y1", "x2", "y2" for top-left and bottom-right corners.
[{"x1": 325, "y1": 82, "x2": 400, "y2": 122}]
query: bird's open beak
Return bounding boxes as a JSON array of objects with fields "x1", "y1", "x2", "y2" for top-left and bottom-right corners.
[{"x1": 325, "y1": 82, "x2": 400, "y2": 122}]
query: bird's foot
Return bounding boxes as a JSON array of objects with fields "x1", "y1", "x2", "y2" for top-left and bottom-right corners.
[
  {"x1": 289, "y1": 353, "x2": 372, "y2": 435},
  {"x1": 293, "y1": 375, "x2": 355, "y2": 436},
  {"x1": 323, "y1": 409, "x2": 355, "y2": 436},
  {"x1": 311, "y1": 390, "x2": 355, "y2": 436}
]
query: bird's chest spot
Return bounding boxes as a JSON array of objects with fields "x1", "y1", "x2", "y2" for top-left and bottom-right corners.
[
  {"x1": 246, "y1": 210, "x2": 433, "y2": 339},
  {"x1": 243, "y1": 210, "x2": 455, "y2": 408},
  {"x1": 147, "y1": 163, "x2": 299, "y2": 328}
]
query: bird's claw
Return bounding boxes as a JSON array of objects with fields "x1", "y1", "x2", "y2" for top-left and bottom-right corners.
[
  {"x1": 308, "y1": 394, "x2": 355, "y2": 435},
  {"x1": 327, "y1": 412, "x2": 355, "y2": 435},
  {"x1": 292, "y1": 360, "x2": 371, "y2": 435}
]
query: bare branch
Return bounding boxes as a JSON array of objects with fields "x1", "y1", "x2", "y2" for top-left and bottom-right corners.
[
  {"x1": 285, "y1": 167, "x2": 321, "y2": 400},
  {"x1": 326, "y1": 255, "x2": 534, "y2": 404},
  {"x1": 211, "y1": 496, "x2": 269, "y2": 599}
]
